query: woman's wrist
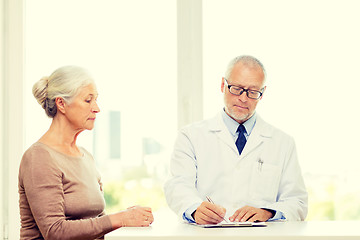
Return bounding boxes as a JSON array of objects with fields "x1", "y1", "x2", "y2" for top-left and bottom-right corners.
[{"x1": 108, "y1": 212, "x2": 124, "y2": 229}]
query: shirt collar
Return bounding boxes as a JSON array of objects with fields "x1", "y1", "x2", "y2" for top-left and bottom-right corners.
[{"x1": 221, "y1": 108, "x2": 257, "y2": 137}]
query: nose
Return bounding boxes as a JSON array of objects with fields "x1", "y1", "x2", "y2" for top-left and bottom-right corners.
[
  {"x1": 92, "y1": 101, "x2": 100, "y2": 113},
  {"x1": 238, "y1": 90, "x2": 248, "y2": 102}
]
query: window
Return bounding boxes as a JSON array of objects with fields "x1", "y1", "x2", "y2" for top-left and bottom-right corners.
[
  {"x1": 25, "y1": 0, "x2": 177, "y2": 213},
  {"x1": 203, "y1": 0, "x2": 360, "y2": 220},
  {"x1": 4, "y1": 2, "x2": 360, "y2": 238}
]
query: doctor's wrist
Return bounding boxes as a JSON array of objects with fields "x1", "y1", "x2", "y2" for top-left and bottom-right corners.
[
  {"x1": 261, "y1": 208, "x2": 276, "y2": 218},
  {"x1": 191, "y1": 210, "x2": 196, "y2": 220}
]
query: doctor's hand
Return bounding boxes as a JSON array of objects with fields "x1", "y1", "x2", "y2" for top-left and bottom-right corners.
[
  {"x1": 193, "y1": 201, "x2": 226, "y2": 225},
  {"x1": 229, "y1": 206, "x2": 274, "y2": 222}
]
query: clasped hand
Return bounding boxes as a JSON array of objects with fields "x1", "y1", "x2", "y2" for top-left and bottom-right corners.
[
  {"x1": 109, "y1": 205, "x2": 154, "y2": 228},
  {"x1": 193, "y1": 202, "x2": 273, "y2": 225}
]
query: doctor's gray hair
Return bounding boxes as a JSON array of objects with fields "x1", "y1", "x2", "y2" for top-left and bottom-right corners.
[
  {"x1": 32, "y1": 65, "x2": 95, "y2": 118},
  {"x1": 225, "y1": 55, "x2": 266, "y2": 81}
]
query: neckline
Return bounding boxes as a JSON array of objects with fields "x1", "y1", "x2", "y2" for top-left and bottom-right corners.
[{"x1": 35, "y1": 142, "x2": 85, "y2": 159}]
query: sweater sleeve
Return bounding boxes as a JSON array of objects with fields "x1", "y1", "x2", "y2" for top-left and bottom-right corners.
[{"x1": 20, "y1": 147, "x2": 113, "y2": 240}]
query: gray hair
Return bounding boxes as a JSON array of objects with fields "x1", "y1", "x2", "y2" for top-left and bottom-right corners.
[
  {"x1": 225, "y1": 55, "x2": 266, "y2": 80},
  {"x1": 32, "y1": 65, "x2": 95, "y2": 118}
]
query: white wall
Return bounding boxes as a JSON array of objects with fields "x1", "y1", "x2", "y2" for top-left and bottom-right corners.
[
  {"x1": 177, "y1": 0, "x2": 203, "y2": 128},
  {"x1": 1, "y1": 0, "x2": 24, "y2": 238},
  {"x1": 203, "y1": 0, "x2": 360, "y2": 176},
  {"x1": 202, "y1": 0, "x2": 360, "y2": 220},
  {"x1": 0, "y1": 0, "x2": 4, "y2": 237}
]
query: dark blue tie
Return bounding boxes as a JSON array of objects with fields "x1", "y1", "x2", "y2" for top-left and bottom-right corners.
[{"x1": 236, "y1": 124, "x2": 247, "y2": 155}]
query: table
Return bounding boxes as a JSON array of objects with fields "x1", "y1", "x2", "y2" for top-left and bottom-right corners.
[{"x1": 105, "y1": 209, "x2": 360, "y2": 240}]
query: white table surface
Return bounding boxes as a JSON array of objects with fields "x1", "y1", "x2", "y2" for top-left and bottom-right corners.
[{"x1": 105, "y1": 209, "x2": 360, "y2": 240}]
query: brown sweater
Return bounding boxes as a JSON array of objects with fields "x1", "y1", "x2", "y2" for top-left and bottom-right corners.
[{"x1": 18, "y1": 142, "x2": 113, "y2": 240}]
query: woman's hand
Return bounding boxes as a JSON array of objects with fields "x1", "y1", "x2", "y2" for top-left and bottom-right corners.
[{"x1": 109, "y1": 206, "x2": 154, "y2": 229}]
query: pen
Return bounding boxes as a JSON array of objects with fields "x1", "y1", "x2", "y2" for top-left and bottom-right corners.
[
  {"x1": 258, "y1": 159, "x2": 263, "y2": 171},
  {"x1": 206, "y1": 196, "x2": 229, "y2": 223}
]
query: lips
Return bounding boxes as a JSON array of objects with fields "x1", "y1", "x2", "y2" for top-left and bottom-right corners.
[
  {"x1": 88, "y1": 117, "x2": 96, "y2": 121},
  {"x1": 234, "y1": 105, "x2": 248, "y2": 110}
]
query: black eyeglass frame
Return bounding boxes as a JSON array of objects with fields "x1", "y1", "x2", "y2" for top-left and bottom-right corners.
[{"x1": 224, "y1": 78, "x2": 264, "y2": 100}]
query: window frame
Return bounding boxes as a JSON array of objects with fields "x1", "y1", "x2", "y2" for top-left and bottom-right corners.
[{"x1": 1, "y1": 0, "x2": 25, "y2": 238}]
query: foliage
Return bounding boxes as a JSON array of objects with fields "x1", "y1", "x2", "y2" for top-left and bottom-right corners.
[{"x1": 104, "y1": 179, "x2": 167, "y2": 214}]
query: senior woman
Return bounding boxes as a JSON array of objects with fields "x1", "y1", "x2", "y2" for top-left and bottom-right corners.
[{"x1": 18, "y1": 66, "x2": 154, "y2": 240}]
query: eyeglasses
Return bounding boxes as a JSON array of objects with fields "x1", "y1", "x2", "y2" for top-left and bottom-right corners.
[{"x1": 224, "y1": 78, "x2": 264, "y2": 100}]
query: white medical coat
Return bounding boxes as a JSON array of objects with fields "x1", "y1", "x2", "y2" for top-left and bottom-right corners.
[{"x1": 164, "y1": 113, "x2": 308, "y2": 221}]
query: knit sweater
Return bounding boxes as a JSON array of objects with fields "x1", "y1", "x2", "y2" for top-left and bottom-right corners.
[{"x1": 18, "y1": 142, "x2": 113, "y2": 240}]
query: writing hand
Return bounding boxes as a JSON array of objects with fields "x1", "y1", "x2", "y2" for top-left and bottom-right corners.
[
  {"x1": 193, "y1": 201, "x2": 226, "y2": 225},
  {"x1": 229, "y1": 206, "x2": 273, "y2": 222}
]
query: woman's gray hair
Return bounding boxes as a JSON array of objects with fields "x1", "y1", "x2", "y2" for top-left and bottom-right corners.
[
  {"x1": 32, "y1": 65, "x2": 95, "y2": 118},
  {"x1": 225, "y1": 55, "x2": 266, "y2": 80}
]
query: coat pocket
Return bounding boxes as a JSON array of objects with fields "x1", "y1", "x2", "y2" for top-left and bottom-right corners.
[{"x1": 250, "y1": 160, "x2": 281, "y2": 203}]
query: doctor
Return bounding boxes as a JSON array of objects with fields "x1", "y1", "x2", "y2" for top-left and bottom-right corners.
[{"x1": 164, "y1": 55, "x2": 308, "y2": 225}]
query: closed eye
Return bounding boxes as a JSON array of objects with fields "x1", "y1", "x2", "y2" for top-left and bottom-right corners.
[
  {"x1": 232, "y1": 86, "x2": 242, "y2": 91},
  {"x1": 249, "y1": 90, "x2": 259, "y2": 94}
]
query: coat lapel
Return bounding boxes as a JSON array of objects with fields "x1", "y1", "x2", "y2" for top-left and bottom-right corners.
[
  {"x1": 208, "y1": 113, "x2": 273, "y2": 158},
  {"x1": 208, "y1": 113, "x2": 239, "y2": 154},
  {"x1": 240, "y1": 115, "x2": 272, "y2": 160}
]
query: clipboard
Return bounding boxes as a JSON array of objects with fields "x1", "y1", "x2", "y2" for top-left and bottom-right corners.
[{"x1": 188, "y1": 221, "x2": 267, "y2": 228}]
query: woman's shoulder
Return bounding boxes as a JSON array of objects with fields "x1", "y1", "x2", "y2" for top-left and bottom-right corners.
[
  {"x1": 79, "y1": 146, "x2": 95, "y2": 161},
  {"x1": 19, "y1": 142, "x2": 62, "y2": 184},
  {"x1": 21, "y1": 142, "x2": 56, "y2": 167},
  {"x1": 23, "y1": 142, "x2": 49, "y2": 157}
]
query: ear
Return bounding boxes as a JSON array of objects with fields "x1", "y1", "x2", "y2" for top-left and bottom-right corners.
[
  {"x1": 259, "y1": 86, "x2": 267, "y2": 100},
  {"x1": 55, "y1": 97, "x2": 66, "y2": 114},
  {"x1": 221, "y1": 77, "x2": 225, "y2": 93}
]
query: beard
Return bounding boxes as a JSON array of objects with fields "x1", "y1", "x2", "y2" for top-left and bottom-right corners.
[{"x1": 224, "y1": 106, "x2": 252, "y2": 124}]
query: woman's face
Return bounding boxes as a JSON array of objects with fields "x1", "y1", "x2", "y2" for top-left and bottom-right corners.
[{"x1": 64, "y1": 83, "x2": 100, "y2": 131}]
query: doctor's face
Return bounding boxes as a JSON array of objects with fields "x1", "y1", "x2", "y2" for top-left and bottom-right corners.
[{"x1": 221, "y1": 62, "x2": 266, "y2": 124}]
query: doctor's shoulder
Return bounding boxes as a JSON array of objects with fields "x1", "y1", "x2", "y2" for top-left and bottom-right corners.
[
  {"x1": 260, "y1": 118, "x2": 296, "y2": 146},
  {"x1": 178, "y1": 118, "x2": 212, "y2": 138}
]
